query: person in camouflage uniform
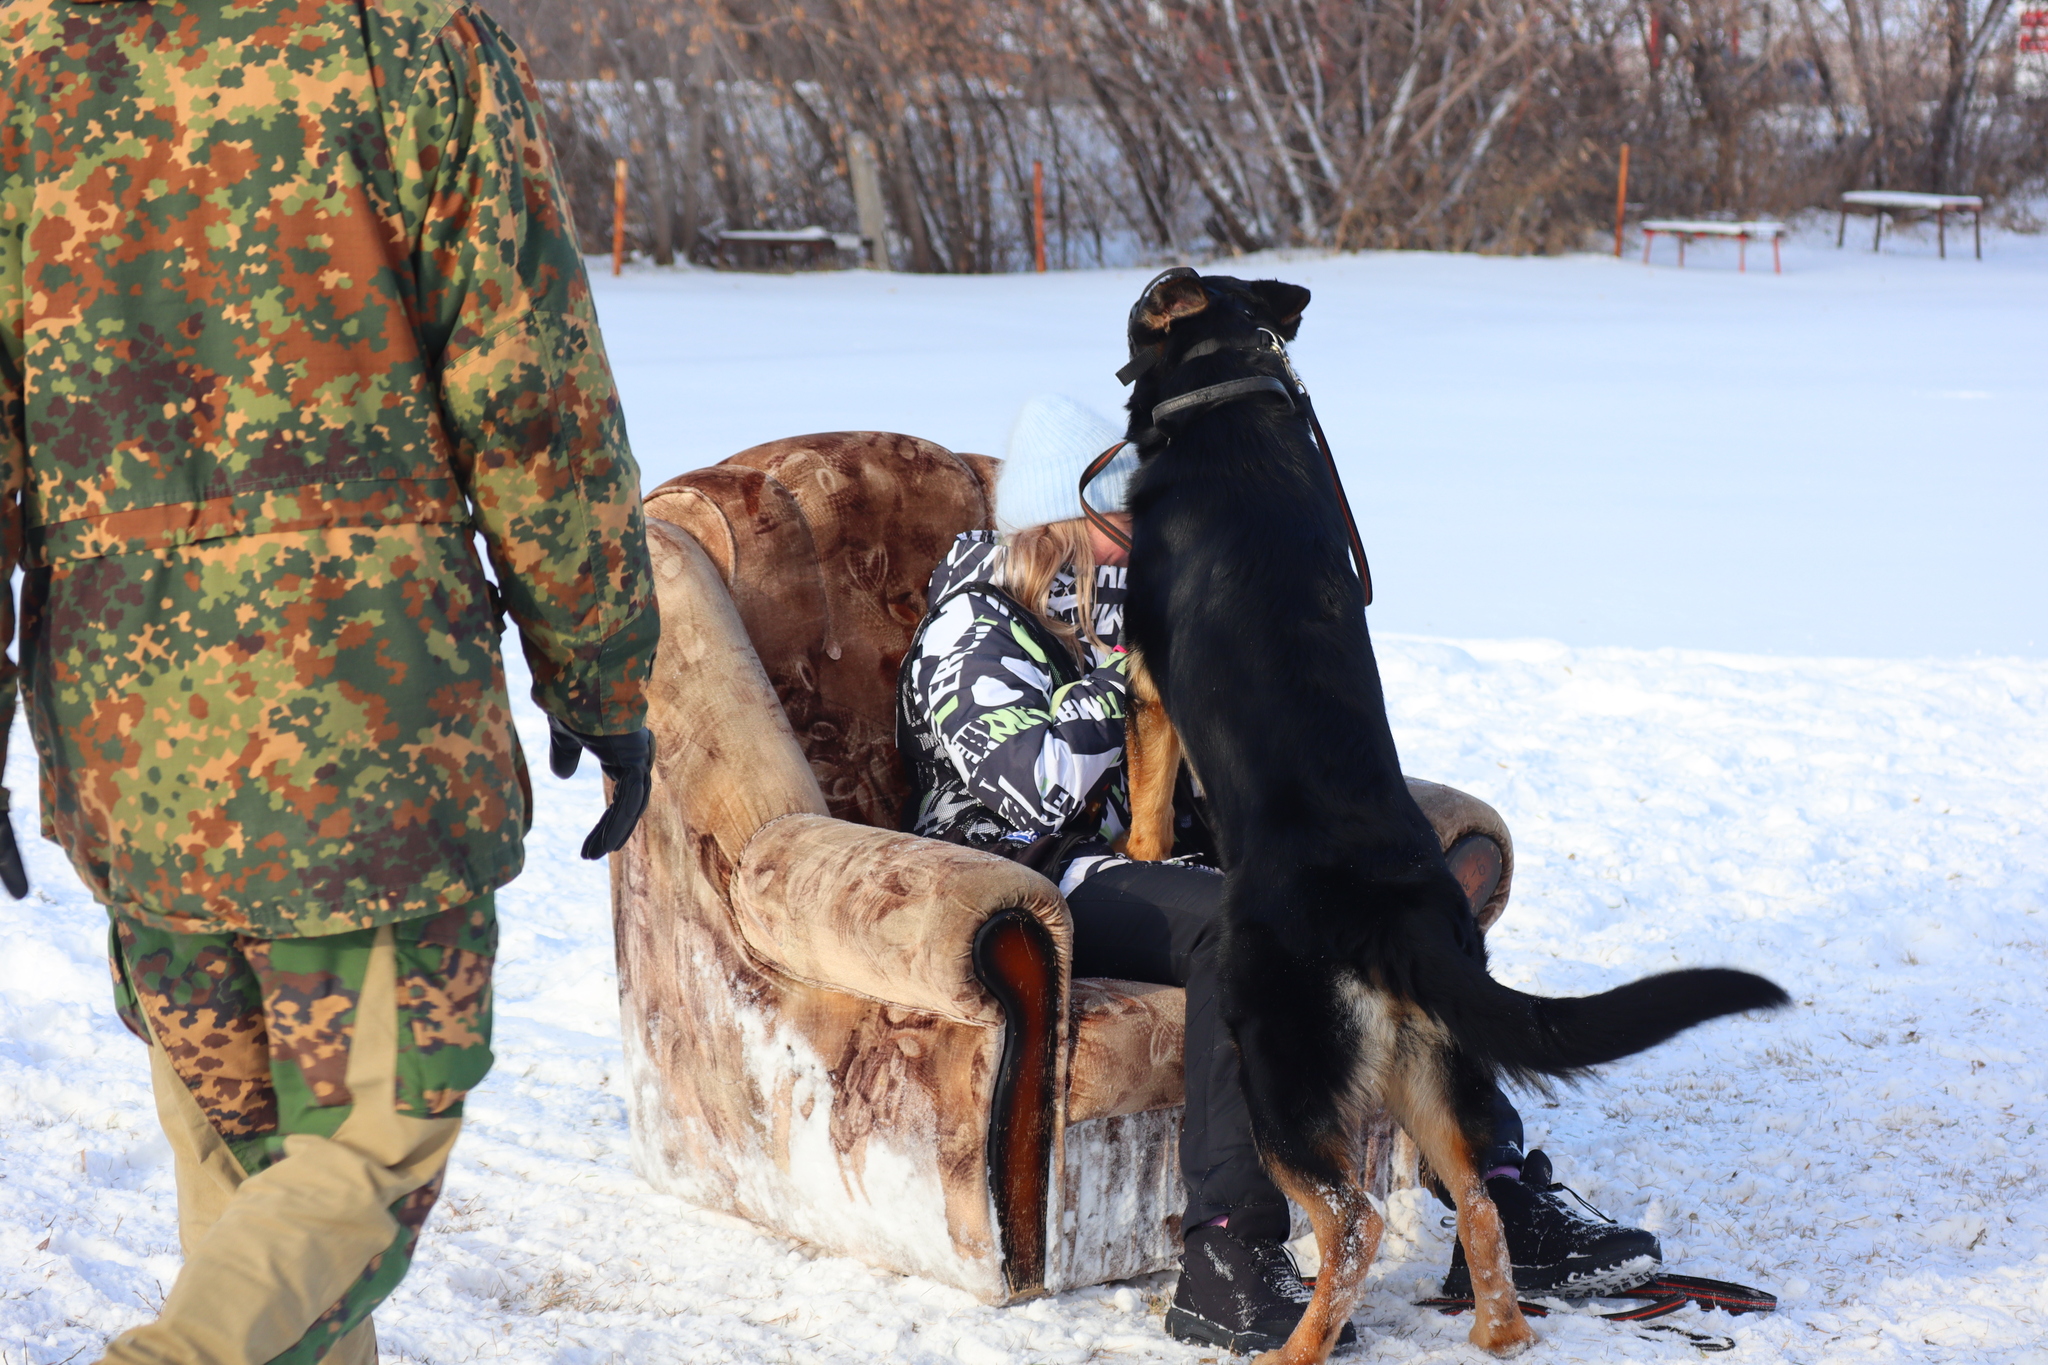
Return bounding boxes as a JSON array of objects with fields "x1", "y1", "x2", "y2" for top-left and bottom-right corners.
[{"x1": 1, "y1": 0, "x2": 658, "y2": 1360}]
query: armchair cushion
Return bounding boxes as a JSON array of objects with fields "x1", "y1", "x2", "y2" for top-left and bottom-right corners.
[
  {"x1": 730, "y1": 813, "x2": 1072, "y2": 1027},
  {"x1": 1067, "y1": 980, "x2": 1185, "y2": 1122}
]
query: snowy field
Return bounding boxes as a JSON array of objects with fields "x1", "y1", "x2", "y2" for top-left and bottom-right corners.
[
  {"x1": 4, "y1": 229, "x2": 2046, "y2": 1364},
  {"x1": 604, "y1": 219, "x2": 2047, "y2": 659}
]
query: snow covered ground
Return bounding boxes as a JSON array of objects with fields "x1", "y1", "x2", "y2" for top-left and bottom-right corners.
[
  {"x1": 3, "y1": 235, "x2": 2045, "y2": 1364},
  {"x1": 604, "y1": 219, "x2": 2048, "y2": 659}
]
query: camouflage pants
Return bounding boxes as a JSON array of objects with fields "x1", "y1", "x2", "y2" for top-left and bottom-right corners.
[{"x1": 102, "y1": 898, "x2": 497, "y2": 1365}]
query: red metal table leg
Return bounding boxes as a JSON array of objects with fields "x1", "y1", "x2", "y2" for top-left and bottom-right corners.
[{"x1": 1773, "y1": 235, "x2": 1781, "y2": 273}]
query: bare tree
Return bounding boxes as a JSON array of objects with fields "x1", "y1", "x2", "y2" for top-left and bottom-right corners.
[{"x1": 489, "y1": 0, "x2": 2047, "y2": 270}]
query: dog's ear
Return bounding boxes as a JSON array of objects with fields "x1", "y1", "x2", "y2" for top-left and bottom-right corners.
[
  {"x1": 1248, "y1": 280, "x2": 1310, "y2": 339},
  {"x1": 1137, "y1": 272, "x2": 1210, "y2": 333}
]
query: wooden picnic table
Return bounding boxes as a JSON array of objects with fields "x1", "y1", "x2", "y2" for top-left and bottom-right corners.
[
  {"x1": 713, "y1": 226, "x2": 866, "y2": 270},
  {"x1": 1639, "y1": 219, "x2": 1788, "y2": 273},
  {"x1": 1836, "y1": 191, "x2": 1983, "y2": 259}
]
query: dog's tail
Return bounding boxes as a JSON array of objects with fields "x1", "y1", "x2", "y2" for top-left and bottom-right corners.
[{"x1": 1406, "y1": 920, "x2": 1790, "y2": 1085}]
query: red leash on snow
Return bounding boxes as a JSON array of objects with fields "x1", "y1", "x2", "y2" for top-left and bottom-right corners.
[{"x1": 1410, "y1": 1273, "x2": 1778, "y2": 1353}]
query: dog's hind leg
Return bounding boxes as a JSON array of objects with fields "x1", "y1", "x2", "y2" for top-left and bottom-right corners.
[
  {"x1": 1447, "y1": 1160, "x2": 1535, "y2": 1356},
  {"x1": 1119, "y1": 650, "x2": 1182, "y2": 861},
  {"x1": 1396, "y1": 1097, "x2": 1535, "y2": 1357},
  {"x1": 1258, "y1": 1156, "x2": 1383, "y2": 1365}
]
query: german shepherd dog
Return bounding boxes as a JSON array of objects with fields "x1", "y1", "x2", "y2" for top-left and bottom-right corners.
[{"x1": 1111, "y1": 270, "x2": 1788, "y2": 1363}]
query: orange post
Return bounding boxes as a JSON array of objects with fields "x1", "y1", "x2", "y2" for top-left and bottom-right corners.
[
  {"x1": 612, "y1": 157, "x2": 628, "y2": 276},
  {"x1": 1032, "y1": 159, "x2": 1047, "y2": 272},
  {"x1": 1613, "y1": 143, "x2": 1630, "y2": 258}
]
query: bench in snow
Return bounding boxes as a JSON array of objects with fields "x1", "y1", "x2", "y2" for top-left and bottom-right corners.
[
  {"x1": 1639, "y1": 219, "x2": 1787, "y2": 273},
  {"x1": 1836, "y1": 192, "x2": 1983, "y2": 259},
  {"x1": 713, "y1": 226, "x2": 867, "y2": 269}
]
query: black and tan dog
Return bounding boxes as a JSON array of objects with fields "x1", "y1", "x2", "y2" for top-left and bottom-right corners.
[{"x1": 1110, "y1": 269, "x2": 1787, "y2": 1363}]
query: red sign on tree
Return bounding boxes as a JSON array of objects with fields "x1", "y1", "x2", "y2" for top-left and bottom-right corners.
[{"x1": 2022, "y1": 6, "x2": 2048, "y2": 52}]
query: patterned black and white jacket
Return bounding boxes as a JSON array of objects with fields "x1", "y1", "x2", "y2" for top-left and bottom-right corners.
[{"x1": 896, "y1": 532, "x2": 1132, "y2": 888}]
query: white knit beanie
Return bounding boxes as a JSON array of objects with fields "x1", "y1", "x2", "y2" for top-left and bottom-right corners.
[{"x1": 996, "y1": 394, "x2": 1138, "y2": 531}]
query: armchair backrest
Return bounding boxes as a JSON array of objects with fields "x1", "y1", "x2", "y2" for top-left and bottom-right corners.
[
  {"x1": 644, "y1": 433, "x2": 998, "y2": 830},
  {"x1": 635, "y1": 520, "x2": 830, "y2": 887}
]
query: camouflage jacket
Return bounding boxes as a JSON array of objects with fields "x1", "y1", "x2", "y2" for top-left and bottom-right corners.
[{"x1": 0, "y1": 0, "x2": 656, "y2": 934}]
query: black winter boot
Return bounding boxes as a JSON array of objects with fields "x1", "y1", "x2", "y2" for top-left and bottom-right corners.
[
  {"x1": 1165, "y1": 1224, "x2": 1358, "y2": 1354},
  {"x1": 1439, "y1": 1150, "x2": 1661, "y2": 1298}
]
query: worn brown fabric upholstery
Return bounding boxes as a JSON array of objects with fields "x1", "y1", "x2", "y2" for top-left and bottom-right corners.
[
  {"x1": 1407, "y1": 777, "x2": 1516, "y2": 930},
  {"x1": 614, "y1": 516, "x2": 1015, "y2": 1300},
  {"x1": 732, "y1": 813, "x2": 1072, "y2": 1028},
  {"x1": 1067, "y1": 981, "x2": 1186, "y2": 1123},
  {"x1": 634, "y1": 520, "x2": 828, "y2": 869},
  {"x1": 643, "y1": 433, "x2": 997, "y2": 829}
]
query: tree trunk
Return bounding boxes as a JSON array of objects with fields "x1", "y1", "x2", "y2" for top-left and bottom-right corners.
[
  {"x1": 1837, "y1": 0, "x2": 1890, "y2": 185},
  {"x1": 650, "y1": 102, "x2": 677, "y2": 267},
  {"x1": 1926, "y1": 0, "x2": 2014, "y2": 189},
  {"x1": 886, "y1": 127, "x2": 938, "y2": 273},
  {"x1": 1222, "y1": 0, "x2": 1318, "y2": 239}
]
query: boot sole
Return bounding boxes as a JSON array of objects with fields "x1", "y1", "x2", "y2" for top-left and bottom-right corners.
[
  {"x1": 1442, "y1": 1253, "x2": 1661, "y2": 1301},
  {"x1": 1165, "y1": 1305, "x2": 1284, "y2": 1355},
  {"x1": 1164, "y1": 1305, "x2": 1357, "y2": 1354}
]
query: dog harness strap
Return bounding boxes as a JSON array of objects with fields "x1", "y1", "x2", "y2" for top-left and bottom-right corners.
[
  {"x1": 1147, "y1": 370, "x2": 1374, "y2": 606},
  {"x1": 1107, "y1": 308, "x2": 1375, "y2": 603},
  {"x1": 1078, "y1": 440, "x2": 1134, "y2": 554},
  {"x1": 1149, "y1": 375, "x2": 1293, "y2": 424},
  {"x1": 1116, "y1": 335, "x2": 1231, "y2": 386},
  {"x1": 1116, "y1": 347, "x2": 1161, "y2": 386}
]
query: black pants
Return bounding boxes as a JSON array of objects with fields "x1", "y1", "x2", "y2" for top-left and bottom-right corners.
[{"x1": 1066, "y1": 860, "x2": 1526, "y2": 1244}]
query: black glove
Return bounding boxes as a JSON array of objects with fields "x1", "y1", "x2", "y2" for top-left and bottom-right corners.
[
  {"x1": 547, "y1": 717, "x2": 655, "y2": 860},
  {"x1": 0, "y1": 811, "x2": 26, "y2": 899}
]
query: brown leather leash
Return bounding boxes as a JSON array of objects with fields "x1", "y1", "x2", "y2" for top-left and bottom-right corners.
[
  {"x1": 1305, "y1": 403, "x2": 1373, "y2": 605},
  {"x1": 1077, "y1": 354, "x2": 1373, "y2": 606},
  {"x1": 1078, "y1": 439, "x2": 1137, "y2": 555}
]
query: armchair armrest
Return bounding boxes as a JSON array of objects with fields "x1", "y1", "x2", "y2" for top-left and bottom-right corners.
[
  {"x1": 1405, "y1": 777, "x2": 1515, "y2": 931},
  {"x1": 732, "y1": 813, "x2": 1072, "y2": 1291},
  {"x1": 730, "y1": 814, "x2": 1073, "y2": 1026}
]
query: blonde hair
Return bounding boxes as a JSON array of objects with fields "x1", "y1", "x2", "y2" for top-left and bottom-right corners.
[{"x1": 1003, "y1": 517, "x2": 1101, "y2": 664}]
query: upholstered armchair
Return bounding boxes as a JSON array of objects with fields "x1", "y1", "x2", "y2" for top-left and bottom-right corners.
[{"x1": 610, "y1": 432, "x2": 1517, "y2": 1304}]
